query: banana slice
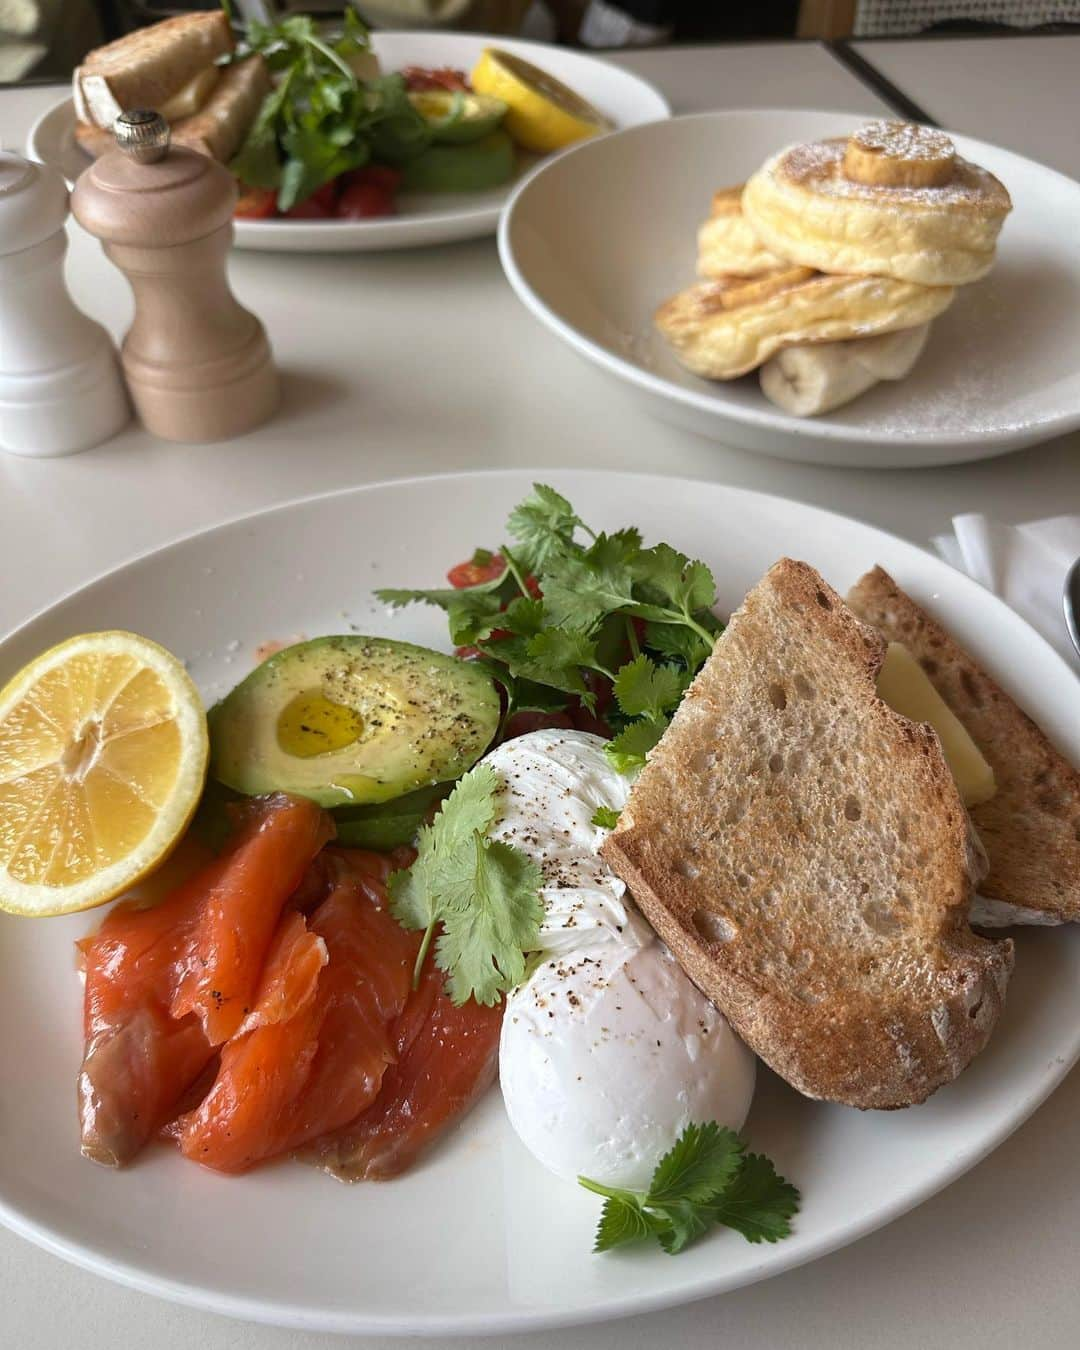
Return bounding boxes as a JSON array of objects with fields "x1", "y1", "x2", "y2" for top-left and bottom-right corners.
[{"x1": 759, "y1": 323, "x2": 930, "y2": 417}]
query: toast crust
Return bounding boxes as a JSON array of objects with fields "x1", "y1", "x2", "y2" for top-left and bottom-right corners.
[
  {"x1": 602, "y1": 559, "x2": 1013, "y2": 1109},
  {"x1": 848, "y1": 566, "x2": 1080, "y2": 922}
]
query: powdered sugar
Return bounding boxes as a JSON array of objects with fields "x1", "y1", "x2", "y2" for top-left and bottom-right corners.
[
  {"x1": 775, "y1": 138, "x2": 1009, "y2": 210},
  {"x1": 852, "y1": 120, "x2": 954, "y2": 163}
]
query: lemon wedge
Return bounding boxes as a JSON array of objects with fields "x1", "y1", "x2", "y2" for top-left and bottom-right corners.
[
  {"x1": 0, "y1": 631, "x2": 208, "y2": 916},
  {"x1": 470, "y1": 48, "x2": 612, "y2": 154}
]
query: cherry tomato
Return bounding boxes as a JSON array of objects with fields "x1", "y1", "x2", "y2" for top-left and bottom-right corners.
[
  {"x1": 503, "y1": 710, "x2": 576, "y2": 741},
  {"x1": 340, "y1": 164, "x2": 402, "y2": 194},
  {"x1": 447, "y1": 554, "x2": 506, "y2": 589},
  {"x1": 283, "y1": 182, "x2": 339, "y2": 219},
  {"x1": 570, "y1": 703, "x2": 612, "y2": 738},
  {"x1": 234, "y1": 186, "x2": 277, "y2": 219},
  {"x1": 401, "y1": 66, "x2": 470, "y2": 93},
  {"x1": 336, "y1": 181, "x2": 396, "y2": 219}
]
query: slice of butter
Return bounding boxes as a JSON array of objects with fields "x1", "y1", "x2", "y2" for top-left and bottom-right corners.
[
  {"x1": 877, "y1": 642, "x2": 997, "y2": 807},
  {"x1": 159, "y1": 66, "x2": 221, "y2": 122},
  {"x1": 75, "y1": 64, "x2": 220, "y2": 130}
]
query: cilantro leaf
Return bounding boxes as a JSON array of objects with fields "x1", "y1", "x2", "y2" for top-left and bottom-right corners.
[
  {"x1": 655, "y1": 1200, "x2": 712, "y2": 1255},
  {"x1": 387, "y1": 765, "x2": 499, "y2": 933},
  {"x1": 647, "y1": 1121, "x2": 744, "y2": 1206},
  {"x1": 612, "y1": 655, "x2": 684, "y2": 721},
  {"x1": 376, "y1": 570, "x2": 510, "y2": 609},
  {"x1": 593, "y1": 1195, "x2": 663, "y2": 1253},
  {"x1": 704, "y1": 1153, "x2": 801, "y2": 1244},
  {"x1": 603, "y1": 717, "x2": 667, "y2": 774},
  {"x1": 643, "y1": 620, "x2": 715, "y2": 672},
  {"x1": 506, "y1": 484, "x2": 585, "y2": 570},
  {"x1": 387, "y1": 763, "x2": 542, "y2": 1006},
  {"x1": 436, "y1": 836, "x2": 543, "y2": 1006},
  {"x1": 541, "y1": 548, "x2": 637, "y2": 633},
  {"x1": 580, "y1": 1123, "x2": 799, "y2": 1258},
  {"x1": 591, "y1": 805, "x2": 620, "y2": 829},
  {"x1": 586, "y1": 528, "x2": 643, "y2": 571},
  {"x1": 631, "y1": 543, "x2": 717, "y2": 616}
]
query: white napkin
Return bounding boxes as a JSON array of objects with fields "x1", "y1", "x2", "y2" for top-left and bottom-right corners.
[{"x1": 933, "y1": 514, "x2": 1080, "y2": 671}]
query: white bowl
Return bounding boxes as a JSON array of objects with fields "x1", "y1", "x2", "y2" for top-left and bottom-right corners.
[{"x1": 499, "y1": 109, "x2": 1080, "y2": 468}]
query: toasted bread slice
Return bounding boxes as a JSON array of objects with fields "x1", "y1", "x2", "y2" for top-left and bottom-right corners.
[
  {"x1": 74, "y1": 56, "x2": 270, "y2": 166},
  {"x1": 170, "y1": 55, "x2": 270, "y2": 164},
  {"x1": 848, "y1": 566, "x2": 1080, "y2": 923},
  {"x1": 602, "y1": 559, "x2": 1013, "y2": 1109},
  {"x1": 74, "y1": 12, "x2": 234, "y2": 128}
]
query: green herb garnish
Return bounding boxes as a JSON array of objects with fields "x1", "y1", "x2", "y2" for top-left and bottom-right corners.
[
  {"x1": 580, "y1": 1122, "x2": 799, "y2": 1256},
  {"x1": 590, "y1": 805, "x2": 620, "y2": 829},
  {"x1": 227, "y1": 7, "x2": 432, "y2": 211},
  {"x1": 387, "y1": 763, "x2": 542, "y2": 1007},
  {"x1": 376, "y1": 484, "x2": 724, "y2": 773}
]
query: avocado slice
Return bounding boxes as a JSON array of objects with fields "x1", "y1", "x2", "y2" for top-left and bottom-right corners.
[
  {"x1": 400, "y1": 129, "x2": 516, "y2": 193},
  {"x1": 208, "y1": 636, "x2": 500, "y2": 808},
  {"x1": 408, "y1": 90, "x2": 508, "y2": 144}
]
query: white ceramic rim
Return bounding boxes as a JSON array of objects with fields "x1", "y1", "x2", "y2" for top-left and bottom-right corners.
[{"x1": 498, "y1": 109, "x2": 1080, "y2": 452}]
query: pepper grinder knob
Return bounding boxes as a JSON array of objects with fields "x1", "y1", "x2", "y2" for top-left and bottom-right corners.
[{"x1": 113, "y1": 109, "x2": 171, "y2": 164}]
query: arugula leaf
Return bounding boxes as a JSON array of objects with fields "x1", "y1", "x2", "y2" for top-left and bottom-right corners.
[
  {"x1": 612, "y1": 655, "x2": 684, "y2": 721},
  {"x1": 228, "y1": 9, "x2": 432, "y2": 210},
  {"x1": 580, "y1": 1123, "x2": 798, "y2": 1257},
  {"x1": 603, "y1": 717, "x2": 666, "y2": 774},
  {"x1": 590, "y1": 805, "x2": 620, "y2": 829},
  {"x1": 506, "y1": 484, "x2": 585, "y2": 570},
  {"x1": 702, "y1": 1153, "x2": 801, "y2": 1244},
  {"x1": 387, "y1": 763, "x2": 542, "y2": 1006}
]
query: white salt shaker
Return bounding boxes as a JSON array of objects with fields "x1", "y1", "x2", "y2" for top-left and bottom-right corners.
[{"x1": 0, "y1": 151, "x2": 129, "y2": 457}]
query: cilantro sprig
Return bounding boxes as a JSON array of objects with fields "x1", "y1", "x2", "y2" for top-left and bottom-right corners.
[
  {"x1": 388, "y1": 763, "x2": 542, "y2": 1007},
  {"x1": 580, "y1": 1122, "x2": 799, "y2": 1256},
  {"x1": 376, "y1": 485, "x2": 724, "y2": 773}
]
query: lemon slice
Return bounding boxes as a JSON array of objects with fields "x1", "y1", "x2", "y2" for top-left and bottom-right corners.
[
  {"x1": 0, "y1": 631, "x2": 208, "y2": 916},
  {"x1": 471, "y1": 48, "x2": 612, "y2": 154}
]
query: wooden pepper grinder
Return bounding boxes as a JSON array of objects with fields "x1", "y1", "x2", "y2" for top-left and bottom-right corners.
[
  {"x1": 71, "y1": 110, "x2": 278, "y2": 443},
  {"x1": 0, "y1": 151, "x2": 129, "y2": 457}
]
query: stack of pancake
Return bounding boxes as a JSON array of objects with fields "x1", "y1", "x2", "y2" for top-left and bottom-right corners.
[{"x1": 656, "y1": 121, "x2": 1012, "y2": 417}]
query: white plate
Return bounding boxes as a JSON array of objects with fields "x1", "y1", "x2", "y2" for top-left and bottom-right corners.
[
  {"x1": 499, "y1": 110, "x2": 1080, "y2": 468},
  {"x1": 1, "y1": 469, "x2": 1078, "y2": 1337},
  {"x1": 27, "y1": 32, "x2": 669, "y2": 253}
]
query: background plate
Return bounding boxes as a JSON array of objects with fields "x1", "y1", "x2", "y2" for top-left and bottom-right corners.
[
  {"x1": 27, "y1": 32, "x2": 670, "y2": 253},
  {"x1": 1, "y1": 469, "x2": 1078, "y2": 1336},
  {"x1": 499, "y1": 110, "x2": 1080, "y2": 467}
]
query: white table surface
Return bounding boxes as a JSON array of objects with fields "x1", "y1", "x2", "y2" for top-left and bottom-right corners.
[
  {"x1": 2, "y1": 38, "x2": 1079, "y2": 1350},
  {"x1": 853, "y1": 34, "x2": 1080, "y2": 180}
]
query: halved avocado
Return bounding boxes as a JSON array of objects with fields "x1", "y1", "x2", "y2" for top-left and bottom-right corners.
[
  {"x1": 208, "y1": 636, "x2": 500, "y2": 808},
  {"x1": 408, "y1": 90, "x2": 508, "y2": 144},
  {"x1": 400, "y1": 129, "x2": 516, "y2": 193}
]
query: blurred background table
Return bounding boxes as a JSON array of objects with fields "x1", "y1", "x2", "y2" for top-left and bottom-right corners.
[{"x1": 2, "y1": 32, "x2": 1079, "y2": 1350}]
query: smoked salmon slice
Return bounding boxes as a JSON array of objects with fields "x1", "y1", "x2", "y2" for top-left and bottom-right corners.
[
  {"x1": 178, "y1": 851, "x2": 418, "y2": 1173},
  {"x1": 77, "y1": 794, "x2": 331, "y2": 1166},
  {"x1": 170, "y1": 795, "x2": 333, "y2": 1044},
  {"x1": 307, "y1": 951, "x2": 503, "y2": 1182}
]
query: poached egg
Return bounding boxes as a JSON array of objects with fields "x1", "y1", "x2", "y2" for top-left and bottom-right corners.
[{"x1": 487, "y1": 730, "x2": 755, "y2": 1190}]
